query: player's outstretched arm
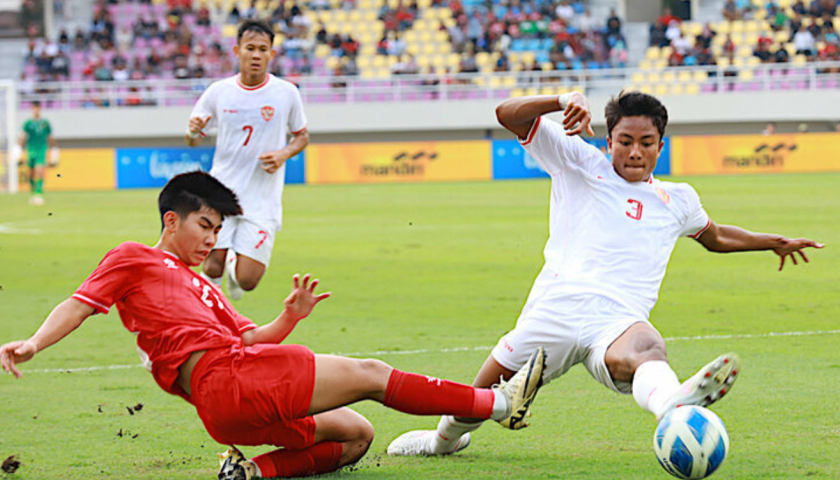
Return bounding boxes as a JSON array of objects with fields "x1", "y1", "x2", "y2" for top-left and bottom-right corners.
[
  {"x1": 258, "y1": 129, "x2": 310, "y2": 174},
  {"x1": 0, "y1": 298, "x2": 95, "y2": 378},
  {"x1": 241, "y1": 273, "x2": 331, "y2": 346},
  {"x1": 496, "y1": 92, "x2": 595, "y2": 140},
  {"x1": 696, "y1": 221, "x2": 824, "y2": 271}
]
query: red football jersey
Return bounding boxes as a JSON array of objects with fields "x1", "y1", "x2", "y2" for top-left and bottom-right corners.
[{"x1": 72, "y1": 242, "x2": 257, "y2": 399}]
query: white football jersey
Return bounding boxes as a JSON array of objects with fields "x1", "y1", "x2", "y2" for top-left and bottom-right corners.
[
  {"x1": 190, "y1": 74, "x2": 307, "y2": 228},
  {"x1": 520, "y1": 116, "x2": 711, "y2": 319}
]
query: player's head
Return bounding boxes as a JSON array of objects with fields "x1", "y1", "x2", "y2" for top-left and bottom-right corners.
[
  {"x1": 234, "y1": 20, "x2": 276, "y2": 78},
  {"x1": 605, "y1": 91, "x2": 668, "y2": 183},
  {"x1": 158, "y1": 171, "x2": 242, "y2": 265},
  {"x1": 31, "y1": 101, "x2": 41, "y2": 118}
]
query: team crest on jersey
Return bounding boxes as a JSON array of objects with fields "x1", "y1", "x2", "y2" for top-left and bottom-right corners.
[
  {"x1": 261, "y1": 106, "x2": 275, "y2": 122},
  {"x1": 655, "y1": 188, "x2": 671, "y2": 205}
]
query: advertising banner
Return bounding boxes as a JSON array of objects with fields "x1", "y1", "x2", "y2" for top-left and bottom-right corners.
[
  {"x1": 492, "y1": 137, "x2": 671, "y2": 179},
  {"x1": 305, "y1": 141, "x2": 491, "y2": 184},
  {"x1": 20, "y1": 148, "x2": 115, "y2": 191},
  {"x1": 670, "y1": 133, "x2": 840, "y2": 175},
  {"x1": 115, "y1": 147, "x2": 305, "y2": 189}
]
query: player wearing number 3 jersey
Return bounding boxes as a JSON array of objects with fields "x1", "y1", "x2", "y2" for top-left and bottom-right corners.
[
  {"x1": 186, "y1": 20, "x2": 309, "y2": 300},
  {"x1": 387, "y1": 91, "x2": 824, "y2": 459}
]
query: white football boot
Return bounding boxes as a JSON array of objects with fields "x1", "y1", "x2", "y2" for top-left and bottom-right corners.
[
  {"x1": 225, "y1": 250, "x2": 244, "y2": 301},
  {"x1": 387, "y1": 430, "x2": 471, "y2": 456},
  {"x1": 659, "y1": 352, "x2": 741, "y2": 421}
]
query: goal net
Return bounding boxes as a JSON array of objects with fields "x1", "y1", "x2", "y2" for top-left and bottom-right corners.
[{"x1": 0, "y1": 80, "x2": 18, "y2": 194}]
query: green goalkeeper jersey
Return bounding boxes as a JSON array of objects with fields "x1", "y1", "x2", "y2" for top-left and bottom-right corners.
[{"x1": 23, "y1": 118, "x2": 52, "y2": 152}]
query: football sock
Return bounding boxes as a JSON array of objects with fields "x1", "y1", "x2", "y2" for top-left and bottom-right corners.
[
  {"x1": 34, "y1": 178, "x2": 43, "y2": 195},
  {"x1": 252, "y1": 442, "x2": 343, "y2": 478},
  {"x1": 432, "y1": 415, "x2": 485, "y2": 454},
  {"x1": 200, "y1": 271, "x2": 222, "y2": 287},
  {"x1": 383, "y1": 369, "x2": 495, "y2": 419},
  {"x1": 632, "y1": 360, "x2": 681, "y2": 418}
]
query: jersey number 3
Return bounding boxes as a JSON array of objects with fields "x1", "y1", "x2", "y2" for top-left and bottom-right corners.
[
  {"x1": 626, "y1": 199, "x2": 643, "y2": 221},
  {"x1": 242, "y1": 125, "x2": 253, "y2": 146}
]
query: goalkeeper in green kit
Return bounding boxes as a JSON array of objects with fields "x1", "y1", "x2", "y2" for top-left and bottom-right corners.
[{"x1": 18, "y1": 101, "x2": 58, "y2": 205}]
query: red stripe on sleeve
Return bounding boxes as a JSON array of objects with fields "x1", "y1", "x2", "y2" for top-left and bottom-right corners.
[{"x1": 519, "y1": 116, "x2": 542, "y2": 146}]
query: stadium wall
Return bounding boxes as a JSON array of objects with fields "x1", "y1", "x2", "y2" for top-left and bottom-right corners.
[{"x1": 22, "y1": 131, "x2": 840, "y2": 192}]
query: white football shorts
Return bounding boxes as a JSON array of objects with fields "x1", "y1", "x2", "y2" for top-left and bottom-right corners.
[
  {"x1": 214, "y1": 215, "x2": 278, "y2": 267},
  {"x1": 491, "y1": 266, "x2": 654, "y2": 394}
]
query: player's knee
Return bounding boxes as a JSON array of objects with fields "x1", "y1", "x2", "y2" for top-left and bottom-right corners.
[
  {"x1": 238, "y1": 276, "x2": 260, "y2": 291},
  {"x1": 339, "y1": 419, "x2": 375, "y2": 466},
  {"x1": 352, "y1": 358, "x2": 393, "y2": 396}
]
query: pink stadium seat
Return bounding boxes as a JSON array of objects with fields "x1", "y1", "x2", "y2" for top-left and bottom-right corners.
[{"x1": 701, "y1": 83, "x2": 716, "y2": 93}]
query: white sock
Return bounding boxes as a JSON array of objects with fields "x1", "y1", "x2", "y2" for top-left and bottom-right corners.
[
  {"x1": 200, "y1": 271, "x2": 222, "y2": 287},
  {"x1": 431, "y1": 415, "x2": 484, "y2": 454},
  {"x1": 490, "y1": 389, "x2": 510, "y2": 421},
  {"x1": 632, "y1": 360, "x2": 681, "y2": 419}
]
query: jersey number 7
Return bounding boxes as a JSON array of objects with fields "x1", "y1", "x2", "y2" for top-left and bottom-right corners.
[{"x1": 242, "y1": 125, "x2": 253, "y2": 146}]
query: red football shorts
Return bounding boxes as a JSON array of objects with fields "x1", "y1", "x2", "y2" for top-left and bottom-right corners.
[{"x1": 190, "y1": 343, "x2": 317, "y2": 449}]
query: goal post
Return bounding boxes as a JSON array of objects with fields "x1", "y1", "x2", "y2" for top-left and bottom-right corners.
[{"x1": 0, "y1": 80, "x2": 18, "y2": 194}]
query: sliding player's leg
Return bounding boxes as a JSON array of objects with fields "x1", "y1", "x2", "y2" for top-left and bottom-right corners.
[
  {"x1": 202, "y1": 216, "x2": 237, "y2": 287},
  {"x1": 226, "y1": 216, "x2": 273, "y2": 298},
  {"x1": 603, "y1": 322, "x2": 740, "y2": 421}
]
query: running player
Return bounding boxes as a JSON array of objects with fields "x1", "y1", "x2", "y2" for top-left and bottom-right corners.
[
  {"x1": 0, "y1": 171, "x2": 546, "y2": 479},
  {"x1": 186, "y1": 19, "x2": 309, "y2": 300},
  {"x1": 19, "y1": 101, "x2": 58, "y2": 205},
  {"x1": 387, "y1": 91, "x2": 824, "y2": 457}
]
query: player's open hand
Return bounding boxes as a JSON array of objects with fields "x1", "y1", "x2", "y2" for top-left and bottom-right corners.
[
  {"x1": 0, "y1": 340, "x2": 38, "y2": 379},
  {"x1": 188, "y1": 115, "x2": 212, "y2": 135},
  {"x1": 562, "y1": 93, "x2": 595, "y2": 137},
  {"x1": 283, "y1": 274, "x2": 331, "y2": 322},
  {"x1": 773, "y1": 237, "x2": 824, "y2": 271},
  {"x1": 258, "y1": 151, "x2": 289, "y2": 174}
]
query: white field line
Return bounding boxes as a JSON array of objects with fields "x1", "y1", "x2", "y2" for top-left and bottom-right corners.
[
  {"x1": 19, "y1": 328, "x2": 840, "y2": 375},
  {"x1": 0, "y1": 224, "x2": 42, "y2": 235}
]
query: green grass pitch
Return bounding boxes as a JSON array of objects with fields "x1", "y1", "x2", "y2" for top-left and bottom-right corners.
[{"x1": 0, "y1": 173, "x2": 838, "y2": 479}]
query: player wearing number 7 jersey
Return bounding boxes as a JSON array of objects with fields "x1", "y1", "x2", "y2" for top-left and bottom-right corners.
[{"x1": 186, "y1": 19, "x2": 309, "y2": 300}]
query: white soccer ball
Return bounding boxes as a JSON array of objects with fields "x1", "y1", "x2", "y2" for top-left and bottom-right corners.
[{"x1": 653, "y1": 406, "x2": 730, "y2": 479}]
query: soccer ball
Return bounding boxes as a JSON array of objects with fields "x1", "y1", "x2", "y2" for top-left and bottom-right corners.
[{"x1": 653, "y1": 406, "x2": 730, "y2": 479}]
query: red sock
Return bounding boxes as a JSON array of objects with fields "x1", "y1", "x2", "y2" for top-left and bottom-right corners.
[
  {"x1": 252, "y1": 442, "x2": 343, "y2": 478},
  {"x1": 383, "y1": 369, "x2": 494, "y2": 419}
]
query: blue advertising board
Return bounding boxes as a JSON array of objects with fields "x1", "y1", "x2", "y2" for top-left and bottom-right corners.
[
  {"x1": 116, "y1": 147, "x2": 305, "y2": 189},
  {"x1": 492, "y1": 137, "x2": 671, "y2": 179}
]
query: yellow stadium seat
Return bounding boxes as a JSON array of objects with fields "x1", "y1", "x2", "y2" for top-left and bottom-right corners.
[
  {"x1": 357, "y1": 56, "x2": 372, "y2": 68},
  {"x1": 654, "y1": 59, "x2": 668, "y2": 69},
  {"x1": 406, "y1": 44, "x2": 420, "y2": 55},
  {"x1": 718, "y1": 57, "x2": 731, "y2": 67},
  {"x1": 715, "y1": 21, "x2": 730, "y2": 34},
  {"x1": 662, "y1": 71, "x2": 676, "y2": 83},
  {"x1": 645, "y1": 47, "x2": 660, "y2": 60},
  {"x1": 647, "y1": 72, "x2": 661, "y2": 83},
  {"x1": 422, "y1": 43, "x2": 436, "y2": 55},
  {"x1": 416, "y1": 55, "x2": 431, "y2": 68},
  {"x1": 446, "y1": 53, "x2": 460, "y2": 67},
  {"x1": 792, "y1": 54, "x2": 807, "y2": 66},
  {"x1": 736, "y1": 46, "x2": 752, "y2": 58},
  {"x1": 326, "y1": 56, "x2": 340, "y2": 70},
  {"x1": 540, "y1": 86, "x2": 556, "y2": 95},
  {"x1": 631, "y1": 72, "x2": 645, "y2": 83},
  {"x1": 654, "y1": 84, "x2": 669, "y2": 96},
  {"x1": 677, "y1": 70, "x2": 692, "y2": 82},
  {"x1": 364, "y1": 10, "x2": 377, "y2": 22},
  {"x1": 557, "y1": 85, "x2": 571, "y2": 95},
  {"x1": 746, "y1": 56, "x2": 761, "y2": 67},
  {"x1": 473, "y1": 77, "x2": 487, "y2": 87},
  {"x1": 420, "y1": 30, "x2": 432, "y2": 43},
  {"x1": 732, "y1": 57, "x2": 745, "y2": 67},
  {"x1": 222, "y1": 24, "x2": 237, "y2": 37},
  {"x1": 524, "y1": 87, "x2": 538, "y2": 96},
  {"x1": 670, "y1": 84, "x2": 684, "y2": 95},
  {"x1": 638, "y1": 60, "x2": 653, "y2": 70},
  {"x1": 541, "y1": 62, "x2": 554, "y2": 71},
  {"x1": 475, "y1": 51, "x2": 491, "y2": 66},
  {"x1": 502, "y1": 76, "x2": 516, "y2": 87},
  {"x1": 785, "y1": 43, "x2": 796, "y2": 55},
  {"x1": 740, "y1": 69, "x2": 754, "y2": 80},
  {"x1": 640, "y1": 84, "x2": 653, "y2": 94},
  {"x1": 436, "y1": 8, "x2": 452, "y2": 19},
  {"x1": 510, "y1": 88, "x2": 526, "y2": 98},
  {"x1": 745, "y1": 33, "x2": 759, "y2": 46},
  {"x1": 660, "y1": 46, "x2": 673, "y2": 59},
  {"x1": 693, "y1": 70, "x2": 708, "y2": 82},
  {"x1": 685, "y1": 83, "x2": 700, "y2": 95},
  {"x1": 418, "y1": 0, "x2": 431, "y2": 7},
  {"x1": 360, "y1": 68, "x2": 376, "y2": 79},
  {"x1": 435, "y1": 31, "x2": 449, "y2": 43}
]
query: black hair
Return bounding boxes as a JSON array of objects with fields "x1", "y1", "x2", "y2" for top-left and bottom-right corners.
[
  {"x1": 158, "y1": 171, "x2": 241, "y2": 229},
  {"x1": 32, "y1": 100, "x2": 41, "y2": 107},
  {"x1": 604, "y1": 91, "x2": 669, "y2": 140},
  {"x1": 237, "y1": 19, "x2": 275, "y2": 45}
]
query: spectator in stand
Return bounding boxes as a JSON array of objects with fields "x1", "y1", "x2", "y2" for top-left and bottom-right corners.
[
  {"x1": 695, "y1": 23, "x2": 716, "y2": 49},
  {"x1": 722, "y1": 34, "x2": 736, "y2": 56},
  {"x1": 774, "y1": 41, "x2": 791, "y2": 63},
  {"x1": 754, "y1": 38, "x2": 773, "y2": 62},
  {"x1": 315, "y1": 23, "x2": 327, "y2": 44},
  {"x1": 762, "y1": 122, "x2": 777, "y2": 135},
  {"x1": 606, "y1": 8, "x2": 622, "y2": 36},
  {"x1": 793, "y1": 24, "x2": 817, "y2": 57},
  {"x1": 723, "y1": 0, "x2": 740, "y2": 21},
  {"x1": 658, "y1": 6, "x2": 681, "y2": 26},
  {"x1": 555, "y1": 0, "x2": 575, "y2": 25}
]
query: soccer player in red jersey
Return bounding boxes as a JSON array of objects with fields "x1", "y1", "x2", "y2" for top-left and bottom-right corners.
[{"x1": 0, "y1": 171, "x2": 545, "y2": 479}]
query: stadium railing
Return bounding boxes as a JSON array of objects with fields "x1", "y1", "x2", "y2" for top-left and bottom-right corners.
[{"x1": 17, "y1": 61, "x2": 840, "y2": 108}]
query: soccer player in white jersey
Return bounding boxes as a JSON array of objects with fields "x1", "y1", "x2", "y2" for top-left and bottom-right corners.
[
  {"x1": 388, "y1": 91, "x2": 824, "y2": 457},
  {"x1": 186, "y1": 20, "x2": 310, "y2": 300}
]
